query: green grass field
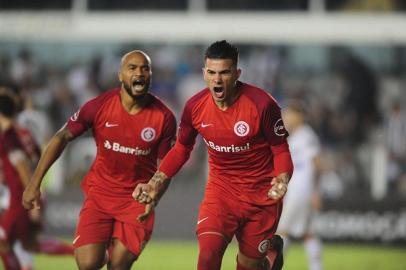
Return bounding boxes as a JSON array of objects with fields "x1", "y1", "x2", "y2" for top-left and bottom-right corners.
[{"x1": 11, "y1": 241, "x2": 406, "y2": 270}]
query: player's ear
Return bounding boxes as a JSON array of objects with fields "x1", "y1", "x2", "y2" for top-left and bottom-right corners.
[
  {"x1": 202, "y1": 67, "x2": 207, "y2": 79},
  {"x1": 236, "y1": 68, "x2": 242, "y2": 79},
  {"x1": 118, "y1": 71, "x2": 123, "y2": 83}
]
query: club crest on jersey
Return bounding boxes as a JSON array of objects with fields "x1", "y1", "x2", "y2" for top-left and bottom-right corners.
[
  {"x1": 274, "y1": 118, "x2": 286, "y2": 136},
  {"x1": 258, "y1": 239, "x2": 270, "y2": 253},
  {"x1": 234, "y1": 121, "x2": 250, "y2": 137},
  {"x1": 70, "y1": 109, "x2": 80, "y2": 121},
  {"x1": 141, "y1": 127, "x2": 156, "y2": 142}
]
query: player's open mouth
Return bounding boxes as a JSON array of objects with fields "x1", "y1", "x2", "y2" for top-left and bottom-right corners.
[
  {"x1": 213, "y1": 86, "x2": 224, "y2": 98},
  {"x1": 132, "y1": 79, "x2": 145, "y2": 91}
]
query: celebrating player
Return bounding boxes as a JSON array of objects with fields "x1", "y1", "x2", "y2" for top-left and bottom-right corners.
[
  {"x1": 276, "y1": 101, "x2": 324, "y2": 270},
  {"x1": 134, "y1": 40, "x2": 294, "y2": 270},
  {"x1": 22, "y1": 50, "x2": 176, "y2": 270}
]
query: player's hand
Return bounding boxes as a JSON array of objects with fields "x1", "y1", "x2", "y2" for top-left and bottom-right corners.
[
  {"x1": 133, "y1": 171, "x2": 168, "y2": 204},
  {"x1": 22, "y1": 184, "x2": 41, "y2": 210},
  {"x1": 137, "y1": 201, "x2": 156, "y2": 222},
  {"x1": 132, "y1": 183, "x2": 157, "y2": 204},
  {"x1": 268, "y1": 173, "x2": 290, "y2": 200}
]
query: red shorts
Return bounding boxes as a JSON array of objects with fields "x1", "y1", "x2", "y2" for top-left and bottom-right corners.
[
  {"x1": 0, "y1": 207, "x2": 35, "y2": 245},
  {"x1": 196, "y1": 194, "x2": 282, "y2": 259},
  {"x1": 73, "y1": 196, "x2": 154, "y2": 256}
]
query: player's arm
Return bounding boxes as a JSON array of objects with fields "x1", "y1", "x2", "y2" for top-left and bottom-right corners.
[
  {"x1": 261, "y1": 97, "x2": 294, "y2": 200},
  {"x1": 268, "y1": 143, "x2": 293, "y2": 200},
  {"x1": 22, "y1": 125, "x2": 74, "y2": 209},
  {"x1": 134, "y1": 102, "x2": 197, "y2": 204},
  {"x1": 311, "y1": 153, "x2": 323, "y2": 210}
]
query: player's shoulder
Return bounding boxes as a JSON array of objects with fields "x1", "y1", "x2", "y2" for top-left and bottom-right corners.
[{"x1": 240, "y1": 82, "x2": 279, "y2": 109}]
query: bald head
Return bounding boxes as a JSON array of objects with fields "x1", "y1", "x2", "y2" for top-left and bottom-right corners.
[
  {"x1": 121, "y1": 50, "x2": 151, "y2": 68},
  {"x1": 118, "y1": 50, "x2": 152, "y2": 100}
]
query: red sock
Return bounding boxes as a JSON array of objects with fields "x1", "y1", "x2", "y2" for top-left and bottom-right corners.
[
  {"x1": 1, "y1": 250, "x2": 21, "y2": 270},
  {"x1": 38, "y1": 238, "x2": 74, "y2": 255},
  {"x1": 197, "y1": 233, "x2": 228, "y2": 270}
]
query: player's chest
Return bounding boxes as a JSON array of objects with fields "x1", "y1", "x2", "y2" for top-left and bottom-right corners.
[
  {"x1": 193, "y1": 106, "x2": 260, "y2": 145},
  {"x1": 94, "y1": 108, "x2": 161, "y2": 149}
]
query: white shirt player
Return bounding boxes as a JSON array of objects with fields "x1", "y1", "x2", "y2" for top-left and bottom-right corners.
[
  {"x1": 285, "y1": 124, "x2": 320, "y2": 201},
  {"x1": 278, "y1": 124, "x2": 320, "y2": 236}
]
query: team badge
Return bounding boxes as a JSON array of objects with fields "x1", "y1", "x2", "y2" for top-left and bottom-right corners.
[
  {"x1": 70, "y1": 109, "x2": 80, "y2": 121},
  {"x1": 274, "y1": 118, "x2": 286, "y2": 136},
  {"x1": 234, "y1": 121, "x2": 250, "y2": 137},
  {"x1": 141, "y1": 127, "x2": 156, "y2": 142},
  {"x1": 258, "y1": 239, "x2": 270, "y2": 253}
]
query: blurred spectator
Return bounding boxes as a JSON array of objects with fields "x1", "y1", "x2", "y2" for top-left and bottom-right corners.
[
  {"x1": 385, "y1": 100, "x2": 406, "y2": 192},
  {"x1": 331, "y1": 48, "x2": 381, "y2": 145}
]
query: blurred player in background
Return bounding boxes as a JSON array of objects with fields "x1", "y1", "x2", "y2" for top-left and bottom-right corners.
[
  {"x1": 276, "y1": 100, "x2": 323, "y2": 270},
  {"x1": 22, "y1": 50, "x2": 176, "y2": 270},
  {"x1": 134, "y1": 40, "x2": 293, "y2": 270},
  {"x1": 0, "y1": 90, "x2": 73, "y2": 270}
]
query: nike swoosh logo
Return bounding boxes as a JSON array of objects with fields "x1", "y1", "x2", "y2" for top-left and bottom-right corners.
[
  {"x1": 197, "y1": 217, "x2": 209, "y2": 225},
  {"x1": 105, "y1": 122, "x2": 119, "y2": 127},
  {"x1": 73, "y1": 235, "x2": 81, "y2": 244},
  {"x1": 201, "y1": 123, "x2": 213, "y2": 128}
]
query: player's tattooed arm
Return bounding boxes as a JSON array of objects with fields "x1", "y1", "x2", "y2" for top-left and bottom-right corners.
[
  {"x1": 133, "y1": 171, "x2": 170, "y2": 205},
  {"x1": 133, "y1": 171, "x2": 171, "y2": 222}
]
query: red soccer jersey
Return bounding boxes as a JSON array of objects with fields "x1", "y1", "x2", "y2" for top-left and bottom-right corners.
[
  {"x1": 67, "y1": 88, "x2": 176, "y2": 197},
  {"x1": 161, "y1": 82, "x2": 290, "y2": 206},
  {"x1": 0, "y1": 127, "x2": 27, "y2": 209}
]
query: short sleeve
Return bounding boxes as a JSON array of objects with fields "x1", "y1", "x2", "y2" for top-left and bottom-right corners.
[
  {"x1": 66, "y1": 98, "x2": 100, "y2": 138},
  {"x1": 261, "y1": 97, "x2": 289, "y2": 146}
]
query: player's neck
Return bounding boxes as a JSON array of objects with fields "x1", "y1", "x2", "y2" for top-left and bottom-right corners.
[
  {"x1": 214, "y1": 85, "x2": 241, "y2": 111},
  {"x1": 120, "y1": 90, "x2": 150, "y2": 115}
]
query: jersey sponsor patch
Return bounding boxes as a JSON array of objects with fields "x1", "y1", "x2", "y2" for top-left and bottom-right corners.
[
  {"x1": 274, "y1": 118, "x2": 286, "y2": 136},
  {"x1": 203, "y1": 138, "x2": 250, "y2": 153},
  {"x1": 234, "y1": 121, "x2": 250, "y2": 137},
  {"x1": 104, "y1": 140, "x2": 151, "y2": 156},
  {"x1": 258, "y1": 239, "x2": 270, "y2": 253},
  {"x1": 141, "y1": 127, "x2": 156, "y2": 142}
]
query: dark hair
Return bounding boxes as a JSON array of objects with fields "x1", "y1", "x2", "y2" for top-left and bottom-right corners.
[
  {"x1": 0, "y1": 94, "x2": 16, "y2": 118},
  {"x1": 205, "y1": 40, "x2": 239, "y2": 65}
]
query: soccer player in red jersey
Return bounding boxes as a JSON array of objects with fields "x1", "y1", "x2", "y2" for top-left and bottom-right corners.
[
  {"x1": 0, "y1": 91, "x2": 74, "y2": 270},
  {"x1": 22, "y1": 50, "x2": 176, "y2": 270},
  {"x1": 134, "y1": 40, "x2": 294, "y2": 270}
]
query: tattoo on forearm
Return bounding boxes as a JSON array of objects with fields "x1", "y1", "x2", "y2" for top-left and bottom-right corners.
[{"x1": 151, "y1": 171, "x2": 167, "y2": 188}]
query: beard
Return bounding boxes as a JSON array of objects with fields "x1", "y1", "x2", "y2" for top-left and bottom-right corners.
[{"x1": 122, "y1": 80, "x2": 150, "y2": 100}]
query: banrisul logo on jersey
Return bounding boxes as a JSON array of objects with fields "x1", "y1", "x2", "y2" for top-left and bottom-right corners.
[
  {"x1": 141, "y1": 127, "x2": 156, "y2": 142},
  {"x1": 234, "y1": 121, "x2": 250, "y2": 137},
  {"x1": 203, "y1": 138, "x2": 250, "y2": 153},
  {"x1": 103, "y1": 140, "x2": 151, "y2": 156}
]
